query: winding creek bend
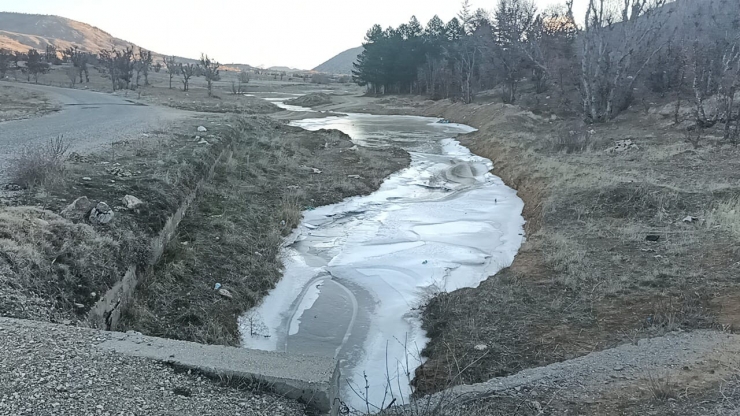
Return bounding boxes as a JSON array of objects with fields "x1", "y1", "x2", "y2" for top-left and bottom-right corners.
[{"x1": 240, "y1": 100, "x2": 525, "y2": 410}]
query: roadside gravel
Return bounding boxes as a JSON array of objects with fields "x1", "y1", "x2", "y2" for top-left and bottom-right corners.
[{"x1": 0, "y1": 317, "x2": 306, "y2": 416}]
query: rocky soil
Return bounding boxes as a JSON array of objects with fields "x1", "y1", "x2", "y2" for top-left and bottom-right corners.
[{"x1": 0, "y1": 317, "x2": 306, "y2": 416}]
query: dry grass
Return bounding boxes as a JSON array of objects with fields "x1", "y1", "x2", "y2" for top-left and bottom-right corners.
[
  {"x1": 0, "y1": 207, "x2": 140, "y2": 322},
  {"x1": 413, "y1": 96, "x2": 738, "y2": 402},
  {"x1": 119, "y1": 116, "x2": 409, "y2": 345},
  {"x1": 9, "y1": 135, "x2": 69, "y2": 189}
]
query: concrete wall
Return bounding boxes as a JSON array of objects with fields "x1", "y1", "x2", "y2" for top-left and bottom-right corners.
[{"x1": 88, "y1": 148, "x2": 232, "y2": 331}]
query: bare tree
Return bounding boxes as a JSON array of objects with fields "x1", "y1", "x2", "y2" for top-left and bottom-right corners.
[
  {"x1": 581, "y1": 0, "x2": 670, "y2": 122},
  {"x1": 99, "y1": 47, "x2": 134, "y2": 91},
  {"x1": 24, "y1": 49, "x2": 50, "y2": 83},
  {"x1": 200, "y1": 54, "x2": 220, "y2": 97},
  {"x1": 134, "y1": 48, "x2": 153, "y2": 86},
  {"x1": 164, "y1": 56, "x2": 179, "y2": 89},
  {"x1": 179, "y1": 63, "x2": 198, "y2": 92},
  {"x1": 0, "y1": 49, "x2": 12, "y2": 79},
  {"x1": 63, "y1": 46, "x2": 90, "y2": 83}
]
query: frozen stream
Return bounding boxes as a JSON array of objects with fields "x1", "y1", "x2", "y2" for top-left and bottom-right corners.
[{"x1": 240, "y1": 101, "x2": 525, "y2": 411}]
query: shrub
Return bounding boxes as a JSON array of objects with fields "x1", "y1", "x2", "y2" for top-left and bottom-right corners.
[{"x1": 10, "y1": 136, "x2": 69, "y2": 188}]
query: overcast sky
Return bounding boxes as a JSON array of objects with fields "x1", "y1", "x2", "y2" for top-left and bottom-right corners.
[{"x1": 0, "y1": 0, "x2": 589, "y2": 69}]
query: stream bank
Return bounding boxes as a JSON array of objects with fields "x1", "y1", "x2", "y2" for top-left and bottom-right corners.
[{"x1": 240, "y1": 105, "x2": 525, "y2": 410}]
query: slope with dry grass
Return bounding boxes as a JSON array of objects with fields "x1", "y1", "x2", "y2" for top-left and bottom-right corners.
[
  {"x1": 119, "y1": 116, "x2": 409, "y2": 345},
  {"x1": 314, "y1": 93, "x2": 740, "y2": 413}
]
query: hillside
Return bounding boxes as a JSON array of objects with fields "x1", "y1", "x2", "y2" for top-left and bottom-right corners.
[
  {"x1": 0, "y1": 12, "x2": 133, "y2": 54},
  {"x1": 0, "y1": 12, "x2": 202, "y2": 64},
  {"x1": 313, "y1": 46, "x2": 362, "y2": 75}
]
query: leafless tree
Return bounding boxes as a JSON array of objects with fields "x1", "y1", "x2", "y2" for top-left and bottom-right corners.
[
  {"x1": 164, "y1": 56, "x2": 179, "y2": 89},
  {"x1": 134, "y1": 48, "x2": 153, "y2": 86},
  {"x1": 99, "y1": 47, "x2": 134, "y2": 91},
  {"x1": 63, "y1": 46, "x2": 90, "y2": 83},
  {"x1": 581, "y1": 0, "x2": 671, "y2": 122},
  {"x1": 179, "y1": 63, "x2": 198, "y2": 92},
  {"x1": 200, "y1": 54, "x2": 220, "y2": 97}
]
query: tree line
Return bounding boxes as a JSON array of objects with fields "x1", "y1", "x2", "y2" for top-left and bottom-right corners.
[
  {"x1": 353, "y1": 0, "x2": 740, "y2": 132},
  {"x1": 0, "y1": 45, "x2": 233, "y2": 97}
]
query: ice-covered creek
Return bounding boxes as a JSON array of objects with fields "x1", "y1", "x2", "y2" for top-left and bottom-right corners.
[{"x1": 239, "y1": 96, "x2": 525, "y2": 410}]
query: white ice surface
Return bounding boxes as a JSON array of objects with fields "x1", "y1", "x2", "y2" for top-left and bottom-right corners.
[{"x1": 239, "y1": 110, "x2": 525, "y2": 412}]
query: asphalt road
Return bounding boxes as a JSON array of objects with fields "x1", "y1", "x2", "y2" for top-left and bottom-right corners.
[{"x1": 0, "y1": 82, "x2": 185, "y2": 182}]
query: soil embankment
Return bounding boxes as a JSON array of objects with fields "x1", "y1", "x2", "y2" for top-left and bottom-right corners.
[
  {"x1": 317, "y1": 94, "x2": 740, "y2": 414},
  {"x1": 119, "y1": 116, "x2": 409, "y2": 345}
]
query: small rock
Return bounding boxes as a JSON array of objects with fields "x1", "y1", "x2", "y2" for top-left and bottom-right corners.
[
  {"x1": 645, "y1": 234, "x2": 660, "y2": 242},
  {"x1": 60, "y1": 196, "x2": 92, "y2": 219},
  {"x1": 614, "y1": 366, "x2": 624, "y2": 371},
  {"x1": 89, "y1": 202, "x2": 114, "y2": 225},
  {"x1": 82, "y1": 177, "x2": 92, "y2": 181},
  {"x1": 311, "y1": 168, "x2": 322, "y2": 174},
  {"x1": 122, "y1": 195, "x2": 143, "y2": 209},
  {"x1": 683, "y1": 216, "x2": 698, "y2": 223},
  {"x1": 473, "y1": 344, "x2": 488, "y2": 351},
  {"x1": 74, "y1": 303, "x2": 85, "y2": 309},
  {"x1": 348, "y1": 174, "x2": 362, "y2": 179},
  {"x1": 198, "y1": 139, "x2": 209, "y2": 145},
  {"x1": 218, "y1": 289, "x2": 233, "y2": 299},
  {"x1": 197, "y1": 126, "x2": 207, "y2": 132}
]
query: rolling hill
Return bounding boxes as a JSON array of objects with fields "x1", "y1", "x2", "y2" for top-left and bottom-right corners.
[
  {"x1": 313, "y1": 46, "x2": 363, "y2": 75},
  {"x1": 0, "y1": 12, "x2": 134, "y2": 54},
  {"x1": 0, "y1": 12, "x2": 202, "y2": 64}
]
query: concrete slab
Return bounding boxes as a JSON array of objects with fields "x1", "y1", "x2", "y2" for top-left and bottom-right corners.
[{"x1": 99, "y1": 331, "x2": 340, "y2": 414}]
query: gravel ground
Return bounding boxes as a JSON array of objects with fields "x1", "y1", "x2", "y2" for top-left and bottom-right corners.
[
  {"x1": 407, "y1": 330, "x2": 740, "y2": 415},
  {"x1": 0, "y1": 317, "x2": 307, "y2": 416}
]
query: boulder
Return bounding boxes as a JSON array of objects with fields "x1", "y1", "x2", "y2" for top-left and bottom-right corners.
[
  {"x1": 122, "y1": 195, "x2": 143, "y2": 209},
  {"x1": 60, "y1": 196, "x2": 92, "y2": 219},
  {"x1": 89, "y1": 202, "x2": 114, "y2": 225}
]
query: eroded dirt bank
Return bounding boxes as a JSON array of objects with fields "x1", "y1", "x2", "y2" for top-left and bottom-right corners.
[{"x1": 313, "y1": 94, "x2": 740, "y2": 414}]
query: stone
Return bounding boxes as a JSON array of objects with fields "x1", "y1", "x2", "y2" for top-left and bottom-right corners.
[
  {"x1": 198, "y1": 140, "x2": 209, "y2": 145},
  {"x1": 197, "y1": 126, "x2": 207, "y2": 132},
  {"x1": 122, "y1": 195, "x2": 143, "y2": 209},
  {"x1": 474, "y1": 344, "x2": 489, "y2": 351},
  {"x1": 89, "y1": 202, "x2": 114, "y2": 225},
  {"x1": 218, "y1": 289, "x2": 233, "y2": 299},
  {"x1": 606, "y1": 139, "x2": 639, "y2": 153},
  {"x1": 60, "y1": 196, "x2": 92, "y2": 219},
  {"x1": 645, "y1": 234, "x2": 661, "y2": 242},
  {"x1": 82, "y1": 177, "x2": 92, "y2": 181}
]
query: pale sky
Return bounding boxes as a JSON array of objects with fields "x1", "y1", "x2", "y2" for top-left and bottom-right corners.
[{"x1": 0, "y1": 0, "x2": 588, "y2": 69}]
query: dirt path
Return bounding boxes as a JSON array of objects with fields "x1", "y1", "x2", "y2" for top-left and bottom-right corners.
[{"x1": 0, "y1": 81, "x2": 186, "y2": 182}]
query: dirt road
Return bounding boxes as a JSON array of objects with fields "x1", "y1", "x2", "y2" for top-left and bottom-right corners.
[{"x1": 0, "y1": 82, "x2": 185, "y2": 181}]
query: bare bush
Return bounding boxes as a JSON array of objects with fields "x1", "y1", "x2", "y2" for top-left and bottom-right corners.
[
  {"x1": 549, "y1": 127, "x2": 594, "y2": 153},
  {"x1": 10, "y1": 136, "x2": 70, "y2": 188}
]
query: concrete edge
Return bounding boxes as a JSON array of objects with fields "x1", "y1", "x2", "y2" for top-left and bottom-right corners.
[
  {"x1": 98, "y1": 332, "x2": 340, "y2": 414},
  {"x1": 87, "y1": 147, "x2": 232, "y2": 330}
]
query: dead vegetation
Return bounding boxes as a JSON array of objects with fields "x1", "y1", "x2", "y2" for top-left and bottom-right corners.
[
  {"x1": 388, "y1": 94, "x2": 740, "y2": 409},
  {"x1": 119, "y1": 116, "x2": 409, "y2": 345},
  {"x1": 0, "y1": 116, "x2": 229, "y2": 324},
  {"x1": 9, "y1": 135, "x2": 69, "y2": 189}
]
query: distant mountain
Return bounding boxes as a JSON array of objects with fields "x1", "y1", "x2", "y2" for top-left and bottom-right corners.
[
  {"x1": 0, "y1": 12, "x2": 134, "y2": 54},
  {"x1": 267, "y1": 66, "x2": 304, "y2": 72},
  {"x1": 313, "y1": 46, "x2": 363, "y2": 75},
  {"x1": 0, "y1": 12, "x2": 194, "y2": 64}
]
